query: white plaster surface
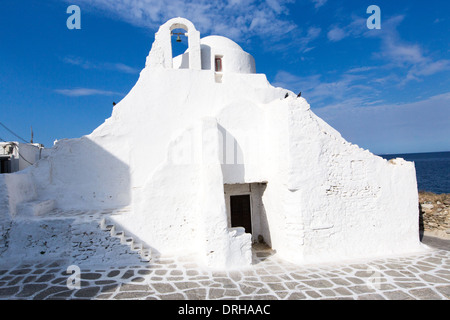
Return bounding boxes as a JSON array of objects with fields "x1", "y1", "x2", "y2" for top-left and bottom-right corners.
[{"x1": 0, "y1": 18, "x2": 425, "y2": 270}]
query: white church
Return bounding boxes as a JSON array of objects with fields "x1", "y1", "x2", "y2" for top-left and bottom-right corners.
[{"x1": 0, "y1": 18, "x2": 424, "y2": 269}]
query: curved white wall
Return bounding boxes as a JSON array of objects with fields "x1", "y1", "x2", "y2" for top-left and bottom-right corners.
[
  {"x1": 200, "y1": 36, "x2": 256, "y2": 74},
  {"x1": 173, "y1": 36, "x2": 256, "y2": 74}
]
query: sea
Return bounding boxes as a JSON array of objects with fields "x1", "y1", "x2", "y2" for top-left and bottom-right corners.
[{"x1": 379, "y1": 151, "x2": 450, "y2": 194}]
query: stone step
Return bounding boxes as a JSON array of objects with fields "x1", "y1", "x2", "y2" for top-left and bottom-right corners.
[
  {"x1": 114, "y1": 231, "x2": 125, "y2": 237},
  {"x1": 99, "y1": 218, "x2": 114, "y2": 231},
  {"x1": 121, "y1": 236, "x2": 133, "y2": 245},
  {"x1": 131, "y1": 243, "x2": 143, "y2": 251},
  {"x1": 140, "y1": 248, "x2": 152, "y2": 262},
  {"x1": 16, "y1": 199, "x2": 56, "y2": 218},
  {"x1": 99, "y1": 218, "x2": 151, "y2": 262}
]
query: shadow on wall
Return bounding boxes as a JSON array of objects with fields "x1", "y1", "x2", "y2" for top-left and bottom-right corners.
[
  {"x1": 218, "y1": 124, "x2": 245, "y2": 182},
  {"x1": 200, "y1": 44, "x2": 212, "y2": 70},
  {"x1": 34, "y1": 137, "x2": 132, "y2": 211},
  {"x1": 0, "y1": 135, "x2": 139, "y2": 260},
  {"x1": 0, "y1": 136, "x2": 164, "y2": 268},
  {"x1": 257, "y1": 183, "x2": 271, "y2": 247},
  {"x1": 108, "y1": 217, "x2": 161, "y2": 258},
  {"x1": 217, "y1": 125, "x2": 272, "y2": 248},
  {"x1": 180, "y1": 52, "x2": 189, "y2": 69},
  {"x1": 419, "y1": 203, "x2": 424, "y2": 241}
]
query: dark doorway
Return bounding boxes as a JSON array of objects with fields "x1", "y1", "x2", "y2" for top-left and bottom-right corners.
[
  {"x1": 230, "y1": 195, "x2": 252, "y2": 234},
  {"x1": 0, "y1": 157, "x2": 11, "y2": 174}
]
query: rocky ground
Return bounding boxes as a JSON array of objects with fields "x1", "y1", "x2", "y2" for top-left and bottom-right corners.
[{"x1": 419, "y1": 192, "x2": 450, "y2": 239}]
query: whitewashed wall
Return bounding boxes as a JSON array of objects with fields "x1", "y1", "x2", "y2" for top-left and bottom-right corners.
[{"x1": 0, "y1": 18, "x2": 425, "y2": 269}]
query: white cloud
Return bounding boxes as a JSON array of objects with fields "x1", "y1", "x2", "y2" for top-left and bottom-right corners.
[
  {"x1": 410, "y1": 60, "x2": 450, "y2": 77},
  {"x1": 71, "y1": 0, "x2": 298, "y2": 42},
  {"x1": 266, "y1": 0, "x2": 285, "y2": 14},
  {"x1": 302, "y1": 47, "x2": 315, "y2": 53},
  {"x1": 326, "y1": 14, "x2": 450, "y2": 83},
  {"x1": 327, "y1": 26, "x2": 347, "y2": 42},
  {"x1": 311, "y1": 0, "x2": 327, "y2": 9},
  {"x1": 313, "y1": 92, "x2": 450, "y2": 154},
  {"x1": 273, "y1": 69, "x2": 450, "y2": 153},
  {"x1": 404, "y1": 58, "x2": 450, "y2": 82},
  {"x1": 110, "y1": 63, "x2": 140, "y2": 74},
  {"x1": 294, "y1": 26, "x2": 321, "y2": 51},
  {"x1": 381, "y1": 38, "x2": 426, "y2": 65},
  {"x1": 54, "y1": 88, "x2": 122, "y2": 97},
  {"x1": 369, "y1": 16, "x2": 450, "y2": 83},
  {"x1": 273, "y1": 70, "x2": 375, "y2": 105},
  {"x1": 306, "y1": 26, "x2": 321, "y2": 40},
  {"x1": 63, "y1": 56, "x2": 92, "y2": 69},
  {"x1": 346, "y1": 66, "x2": 377, "y2": 73},
  {"x1": 63, "y1": 56, "x2": 140, "y2": 74},
  {"x1": 64, "y1": 0, "x2": 326, "y2": 56},
  {"x1": 326, "y1": 17, "x2": 366, "y2": 42}
]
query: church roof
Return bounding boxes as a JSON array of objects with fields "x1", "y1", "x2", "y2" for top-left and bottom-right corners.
[{"x1": 200, "y1": 35, "x2": 244, "y2": 52}]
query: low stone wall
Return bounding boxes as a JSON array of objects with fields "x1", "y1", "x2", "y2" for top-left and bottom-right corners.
[{"x1": 419, "y1": 192, "x2": 450, "y2": 239}]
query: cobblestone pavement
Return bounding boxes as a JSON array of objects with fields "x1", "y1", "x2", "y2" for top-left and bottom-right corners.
[{"x1": 0, "y1": 235, "x2": 449, "y2": 300}]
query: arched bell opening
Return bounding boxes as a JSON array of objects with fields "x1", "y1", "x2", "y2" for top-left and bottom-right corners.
[{"x1": 155, "y1": 17, "x2": 201, "y2": 70}]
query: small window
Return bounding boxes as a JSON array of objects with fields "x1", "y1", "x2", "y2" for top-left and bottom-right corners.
[{"x1": 215, "y1": 56, "x2": 223, "y2": 72}]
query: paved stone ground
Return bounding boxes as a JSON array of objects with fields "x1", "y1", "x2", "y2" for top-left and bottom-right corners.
[{"x1": 0, "y1": 235, "x2": 449, "y2": 300}]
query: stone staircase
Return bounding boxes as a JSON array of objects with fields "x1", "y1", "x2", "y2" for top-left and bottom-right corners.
[{"x1": 99, "y1": 217, "x2": 152, "y2": 262}]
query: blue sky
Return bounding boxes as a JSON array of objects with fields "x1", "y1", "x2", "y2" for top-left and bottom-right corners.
[{"x1": 0, "y1": 0, "x2": 449, "y2": 154}]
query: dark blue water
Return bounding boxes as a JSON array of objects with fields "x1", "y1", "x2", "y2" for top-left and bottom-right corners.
[{"x1": 379, "y1": 152, "x2": 450, "y2": 194}]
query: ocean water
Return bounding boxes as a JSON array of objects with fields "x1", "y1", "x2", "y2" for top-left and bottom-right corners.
[{"x1": 379, "y1": 151, "x2": 450, "y2": 194}]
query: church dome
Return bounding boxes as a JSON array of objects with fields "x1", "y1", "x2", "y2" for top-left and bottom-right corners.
[
  {"x1": 199, "y1": 35, "x2": 256, "y2": 74},
  {"x1": 170, "y1": 26, "x2": 256, "y2": 74},
  {"x1": 200, "y1": 36, "x2": 244, "y2": 52}
]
